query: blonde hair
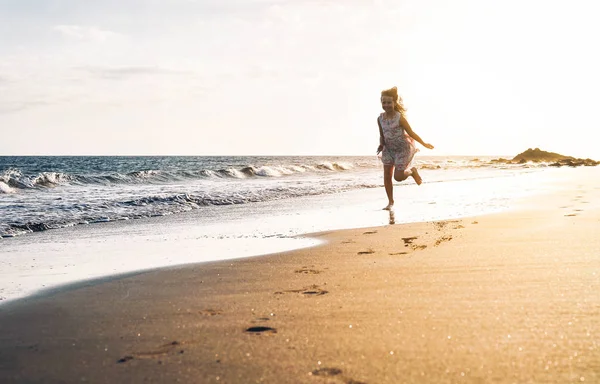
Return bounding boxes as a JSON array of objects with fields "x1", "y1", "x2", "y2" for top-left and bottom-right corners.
[{"x1": 380, "y1": 86, "x2": 406, "y2": 114}]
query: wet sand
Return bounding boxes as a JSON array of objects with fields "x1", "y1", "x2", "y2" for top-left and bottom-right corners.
[{"x1": 1, "y1": 172, "x2": 599, "y2": 383}]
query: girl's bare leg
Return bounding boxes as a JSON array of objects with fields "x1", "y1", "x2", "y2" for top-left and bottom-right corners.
[
  {"x1": 393, "y1": 168, "x2": 412, "y2": 182},
  {"x1": 383, "y1": 165, "x2": 394, "y2": 210},
  {"x1": 394, "y1": 167, "x2": 422, "y2": 185},
  {"x1": 411, "y1": 167, "x2": 422, "y2": 185}
]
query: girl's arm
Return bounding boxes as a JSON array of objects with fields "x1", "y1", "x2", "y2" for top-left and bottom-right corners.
[
  {"x1": 377, "y1": 118, "x2": 385, "y2": 153},
  {"x1": 400, "y1": 114, "x2": 434, "y2": 149}
]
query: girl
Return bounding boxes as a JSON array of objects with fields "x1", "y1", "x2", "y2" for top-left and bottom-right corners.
[{"x1": 377, "y1": 87, "x2": 434, "y2": 210}]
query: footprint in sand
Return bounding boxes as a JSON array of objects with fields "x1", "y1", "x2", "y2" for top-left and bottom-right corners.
[
  {"x1": 434, "y1": 235, "x2": 453, "y2": 247},
  {"x1": 341, "y1": 240, "x2": 356, "y2": 244},
  {"x1": 311, "y1": 367, "x2": 343, "y2": 377},
  {"x1": 436, "y1": 220, "x2": 460, "y2": 229},
  {"x1": 363, "y1": 231, "x2": 377, "y2": 235},
  {"x1": 199, "y1": 309, "x2": 223, "y2": 316},
  {"x1": 295, "y1": 267, "x2": 323, "y2": 274},
  {"x1": 301, "y1": 287, "x2": 329, "y2": 296},
  {"x1": 117, "y1": 341, "x2": 184, "y2": 363},
  {"x1": 275, "y1": 285, "x2": 329, "y2": 296},
  {"x1": 245, "y1": 326, "x2": 277, "y2": 334},
  {"x1": 310, "y1": 367, "x2": 367, "y2": 384},
  {"x1": 411, "y1": 244, "x2": 427, "y2": 251},
  {"x1": 357, "y1": 249, "x2": 375, "y2": 255},
  {"x1": 251, "y1": 317, "x2": 271, "y2": 323},
  {"x1": 402, "y1": 236, "x2": 418, "y2": 247}
]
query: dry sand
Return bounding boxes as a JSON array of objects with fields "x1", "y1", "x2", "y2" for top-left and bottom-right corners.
[{"x1": 1, "y1": 173, "x2": 599, "y2": 383}]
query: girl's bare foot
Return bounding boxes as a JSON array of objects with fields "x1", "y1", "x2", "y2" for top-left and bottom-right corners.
[
  {"x1": 411, "y1": 167, "x2": 422, "y2": 185},
  {"x1": 383, "y1": 203, "x2": 394, "y2": 211},
  {"x1": 389, "y1": 210, "x2": 395, "y2": 224}
]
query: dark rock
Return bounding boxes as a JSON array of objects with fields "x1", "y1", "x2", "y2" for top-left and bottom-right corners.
[
  {"x1": 512, "y1": 148, "x2": 571, "y2": 163},
  {"x1": 511, "y1": 148, "x2": 598, "y2": 167}
]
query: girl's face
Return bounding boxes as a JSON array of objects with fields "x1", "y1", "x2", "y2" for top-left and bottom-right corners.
[{"x1": 381, "y1": 96, "x2": 394, "y2": 112}]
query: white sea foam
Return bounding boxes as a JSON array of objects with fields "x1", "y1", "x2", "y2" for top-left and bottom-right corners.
[
  {"x1": 289, "y1": 165, "x2": 306, "y2": 172},
  {"x1": 129, "y1": 170, "x2": 161, "y2": 178},
  {"x1": 275, "y1": 166, "x2": 295, "y2": 175},
  {"x1": 255, "y1": 166, "x2": 281, "y2": 177},
  {"x1": 333, "y1": 161, "x2": 353, "y2": 170},
  {"x1": 223, "y1": 168, "x2": 246, "y2": 178},
  {"x1": 0, "y1": 181, "x2": 14, "y2": 194},
  {"x1": 32, "y1": 172, "x2": 73, "y2": 187},
  {"x1": 317, "y1": 162, "x2": 335, "y2": 170}
]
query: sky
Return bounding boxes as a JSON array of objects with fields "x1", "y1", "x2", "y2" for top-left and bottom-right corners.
[{"x1": 1, "y1": 0, "x2": 599, "y2": 157}]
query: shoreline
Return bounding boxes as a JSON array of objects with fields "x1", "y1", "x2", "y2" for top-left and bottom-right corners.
[
  {"x1": 1, "y1": 168, "x2": 599, "y2": 383},
  {"x1": 0, "y1": 166, "x2": 554, "y2": 305}
]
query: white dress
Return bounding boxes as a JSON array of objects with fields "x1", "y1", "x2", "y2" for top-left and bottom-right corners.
[{"x1": 379, "y1": 112, "x2": 418, "y2": 170}]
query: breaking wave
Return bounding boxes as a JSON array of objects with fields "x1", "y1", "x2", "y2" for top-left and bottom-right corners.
[
  {"x1": 1, "y1": 182, "x2": 379, "y2": 237},
  {"x1": 0, "y1": 161, "x2": 360, "y2": 192}
]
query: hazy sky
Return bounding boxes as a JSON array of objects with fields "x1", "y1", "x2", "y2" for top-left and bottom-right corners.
[{"x1": 1, "y1": 0, "x2": 599, "y2": 157}]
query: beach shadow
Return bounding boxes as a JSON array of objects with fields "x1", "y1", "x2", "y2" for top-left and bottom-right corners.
[{"x1": 1, "y1": 268, "x2": 164, "y2": 310}]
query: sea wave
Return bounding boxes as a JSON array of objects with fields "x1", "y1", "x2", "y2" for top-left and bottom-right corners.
[
  {"x1": 0, "y1": 161, "x2": 361, "y2": 191},
  {"x1": 0, "y1": 181, "x2": 15, "y2": 194},
  {"x1": 0, "y1": 181, "x2": 380, "y2": 237},
  {"x1": 32, "y1": 172, "x2": 75, "y2": 187},
  {"x1": 0, "y1": 157, "x2": 559, "y2": 194}
]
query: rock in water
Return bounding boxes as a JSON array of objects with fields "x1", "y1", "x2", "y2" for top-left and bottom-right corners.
[
  {"x1": 509, "y1": 148, "x2": 598, "y2": 167},
  {"x1": 512, "y1": 148, "x2": 571, "y2": 163}
]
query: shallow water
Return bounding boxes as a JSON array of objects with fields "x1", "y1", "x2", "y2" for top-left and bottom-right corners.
[
  {"x1": 0, "y1": 156, "x2": 586, "y2": 304},
  {"x1": 1, "y1": 155, "x2": 540, "y2": 238}
]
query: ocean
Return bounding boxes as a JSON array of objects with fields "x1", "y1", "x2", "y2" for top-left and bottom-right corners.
[{"x1": 0, "y1": 155, "x2": 568, "y2": 303}]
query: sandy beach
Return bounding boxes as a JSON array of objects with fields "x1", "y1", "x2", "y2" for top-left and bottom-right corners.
[
  {"x1": 1, "y1": 169, "x2": 599, "y2": 383},
  {"x1": 4, "y1": 0, "x2": 600, "y2": 382}
]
